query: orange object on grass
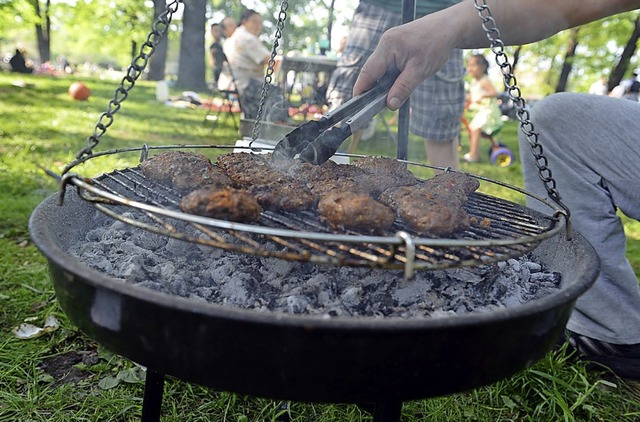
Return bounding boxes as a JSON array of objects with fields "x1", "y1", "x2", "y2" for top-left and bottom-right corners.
[{"x1": 68, "y1": 82, "x2": 91, "y2": 101}]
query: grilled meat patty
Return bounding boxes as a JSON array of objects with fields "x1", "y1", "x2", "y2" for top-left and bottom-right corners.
[
  {"x1": 423, "y1": 172, "x2": 480, "y2": 196},
  {"x1": 248, "y1": 181, "x2": 317, "y2": 212},
  {"x1": 379, "y1": 172, "x2": 479, "y2": 235},
  {"x1": 140, "y1": 151, "x2": 232, "y2": 193},
  {"x1": 179, "y1": 187, "x2": 261, "y2": 222},
  {"x1": 318, "y1": 191, "x2": 395, "y2": 232},
  {"x1": 218, "y1": 152, "x2": 317, "y2": 212},
  {"x1": 351, "y1": 156, "x2": 418, "y2": 195},
  {"x1": 217, "y1": 152, "x2": 289, "y2": 187},
  {"x1": 161, "y1": 151, "x2": 478, "y2": 236}
]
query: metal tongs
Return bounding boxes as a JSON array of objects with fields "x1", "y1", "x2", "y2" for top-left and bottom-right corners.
[{"x1": 272, "y1": 70, "x2": 399, "y2": 165}]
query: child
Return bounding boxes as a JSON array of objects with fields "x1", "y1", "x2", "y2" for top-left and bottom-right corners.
[{"x1": 464, "y1": 54, "x2": 503, "y2": 163}]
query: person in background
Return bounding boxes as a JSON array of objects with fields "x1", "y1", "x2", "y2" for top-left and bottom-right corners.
[
  {"x1": 463, "y1": 53, "x2": 502, "y2": 163},
  {"x1": 9, "y1": 48, "x2": 34, "y2": 74},
  {"x1": 209, "y1": 23, "x2": 225, "y2": 86},
  {"x1": 223, "y1": 9, "x2": 288, "y2": 122},
  {"x1": 220, "y1": 15, "x2": 237, "y2": 39},
  {"x1": 325, "y1": 0, "x2": 465, "y2": 170},
  {"x1": 610, "y1": 68, "x2": 638, "y2": 98},
  {"x1": 212, "y1": 16, "x2": 237, "y2": 92},
  {"x1": 336, "y1": 35, "x2": 348, "y2": 58},
  {"x1": 223, "y1": 9, "x2": 271, "y2": 93},
  {"x1": 622, "y1": 78, "x2": 640, "y2": 102},
  {"x1": 354, "y1": 0, "x2": 640, "y2": 380},
  {"x1": 588, "y1": 76, "x2": 609, "y2": 95}
]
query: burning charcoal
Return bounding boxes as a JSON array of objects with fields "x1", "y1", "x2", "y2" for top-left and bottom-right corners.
[
  {"x1": 130, "y1": 230, "x2": 168, "y2": 251},
  {"x1": 524, "y1": 261, "x2": 542, "y2": 272},
  {"x1": 70, "y1": 209, "x2": 564, "y2": 319},
  {"x1": 220, "y1": 278, "x2": 251, "y2": 307},
  {"x1": 340, "y1": 286, "x2": 364, "y2": 306},
  {"x1": 287, "y1": 295, "x2": 309, "y2": 313}
]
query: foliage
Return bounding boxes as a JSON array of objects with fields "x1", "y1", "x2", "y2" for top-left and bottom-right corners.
[
  {"x1": 2, "y1": 1, "x2": 638, "y2": 95},
  {"x1": 528, "y1": 12, "x2": 640, "y2": 93}
]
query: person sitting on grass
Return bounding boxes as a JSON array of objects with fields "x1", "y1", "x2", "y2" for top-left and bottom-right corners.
[{"x1": 9, "y1": 48, "x2": 34, "y2": 74}]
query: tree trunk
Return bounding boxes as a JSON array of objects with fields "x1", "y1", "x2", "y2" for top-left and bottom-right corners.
[
  {"x1": 327, "y1": 0, "x2": 335, "y2": 50},
  {"x1": 147, "y1": 0, "x2": 169, "y2": 81},
  {"x1": 176, "y1": 0, "x2": 208, "y2": 91},
  {"x1": 34, "y1": 0, "x2": 51, "y2": 63},
  {"x1": 511, "y1": 45, "x2": 522, "y2": 76},
  {"x1": 555, "y1": 27, "x2": 580, "y2": 93},
  {"x1": 608, "y1": 15, "x2": 640, "y2": 91}
]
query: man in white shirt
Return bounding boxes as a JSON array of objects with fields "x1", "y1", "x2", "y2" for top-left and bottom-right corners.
[
  {"x1": 222, "y1": 9, "x2": 271, "y2": 93},
  {"x1": 222, "y1": 9, "x2": 289, "y2": 122}
]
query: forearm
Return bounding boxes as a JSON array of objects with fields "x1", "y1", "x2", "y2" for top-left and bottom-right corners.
[
  {"x1": 354, "y1": 0, "x2": 639, "y2": 109},
  {"x1": 444, "y1": 0, "x2": 640, "y2": 49}
]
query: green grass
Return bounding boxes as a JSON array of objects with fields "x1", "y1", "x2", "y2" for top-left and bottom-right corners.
[{"x1": 1, "y1": 71, "x2": 639, "y2": 421}]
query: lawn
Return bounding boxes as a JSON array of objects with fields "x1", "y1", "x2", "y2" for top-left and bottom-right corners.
[{"x1": 1, "y1": 71, "x2": 639, "y2": 421}]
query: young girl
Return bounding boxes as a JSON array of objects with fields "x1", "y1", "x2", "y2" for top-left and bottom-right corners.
[{"x1": 464, "y1": 54, "x2": 503, "y2": 163}]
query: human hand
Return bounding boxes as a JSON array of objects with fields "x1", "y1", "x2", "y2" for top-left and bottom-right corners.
[{"x1": 353, "y1": 17, "x2": 456, "y2": 111}]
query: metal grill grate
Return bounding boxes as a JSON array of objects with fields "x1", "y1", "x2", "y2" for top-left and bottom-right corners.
[{"x1": 65, "y1": 150, "x2": 565, "y2": 276}]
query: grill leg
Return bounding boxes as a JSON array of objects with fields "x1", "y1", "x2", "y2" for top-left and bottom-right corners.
[
  {"x1": 141, "y1": 370, "x2": 165, "y2": 422},
  {"x1": 372, "y1": 401, "x2": 403, "y2": 422}
]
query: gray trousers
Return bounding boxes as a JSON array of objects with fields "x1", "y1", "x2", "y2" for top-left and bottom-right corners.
[{"x1": 518, "y1": 92, "x2": 640, "y2": 345}]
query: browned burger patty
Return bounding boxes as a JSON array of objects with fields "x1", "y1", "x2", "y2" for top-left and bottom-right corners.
[
  {"x1": 379, "y1": 172, "x2": 479, "y2": 236},
  {"x1": 248, "y1": 181, "x2": 317, "y2": 212},
  {"x1": 288, "y1": 159, "x2": 368, "y2": 184},
  {"x1": 379, "y1": 187, "x2": 470, "y2": 236},
  {"x1": 423, "y1": 172, "x2": 480, "y2": 197},
  {"x1": 317, "y1": 191, "x2": 395, "y2": 232},
  {"x1": 289, "y1": 160, "x2": 378, "y2": 196},
  {"x1": 351, "y1": 156, "x2": 418, "y2": 194},
  {"x1": 397, "y1": 198, "x2": 470, "y2": 235},
  {"x1": 179, "y1": 187, "x2": 261, "y2": 222},
  {"x1": 306, "y1": 176, "x2": 373, "y2": 196},
  {"x1": 217, "y1": 152, "x2": 289, "y2": 187},
  {"x1": 140, "y1": 151, "x2": 232, "y2": 193}
]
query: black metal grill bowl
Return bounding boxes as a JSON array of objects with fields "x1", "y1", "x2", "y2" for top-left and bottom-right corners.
[{"x1": 29, "y1": 188, "x2": 598, "y2": 406}]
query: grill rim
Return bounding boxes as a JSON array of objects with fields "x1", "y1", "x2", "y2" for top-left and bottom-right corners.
[{"x1": 30, "y1": 190, "x2": 593, "y2": 329}]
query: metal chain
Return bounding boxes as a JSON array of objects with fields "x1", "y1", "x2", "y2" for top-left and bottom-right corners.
[
  {"x1": 63, "y1": 0, "x2": 180, "y2": 175},
  {"x1": 250, "y1": 0, "x2": 289, "y2": 143},
  {"x1": 472, "y1": 0, "x2": 570, "y2": 218}
]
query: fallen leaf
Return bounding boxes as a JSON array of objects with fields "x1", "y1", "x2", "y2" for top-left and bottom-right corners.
[
  {"x1": 12, "y1": 315, "x2": 60, "y2": 339},
  {"x1": 98, "y1": 376, "x2": 120, "y2": 390}
]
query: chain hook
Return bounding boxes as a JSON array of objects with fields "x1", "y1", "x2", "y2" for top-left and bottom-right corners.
[
  {"x1": 250, "y1": 1, "x2": 290, "y2": 144},
  {"x1": 472, "y1": 0, "x2": 571, "y2": 223},
  {"x1": 63, "y1": 0, "x2": 181, "y2": 176}
]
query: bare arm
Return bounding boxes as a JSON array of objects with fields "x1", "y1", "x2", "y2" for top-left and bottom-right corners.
[
  {"x1": 354, "y1": 0, "x2": 640, "y2": 110},
  {"x1": 480, "y1": 77, "x2": 498, "y2": 99}
]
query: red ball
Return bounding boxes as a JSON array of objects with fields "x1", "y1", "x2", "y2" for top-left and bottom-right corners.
[{"x1": 68, "y1": 82, "x2": 91, "y2": 101}]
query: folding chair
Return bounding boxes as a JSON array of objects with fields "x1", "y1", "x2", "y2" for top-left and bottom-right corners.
[{"x1": 203, "y1": 58, "x2": 242, "y2": 131}]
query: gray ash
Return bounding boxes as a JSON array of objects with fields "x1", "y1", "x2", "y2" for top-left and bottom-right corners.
[{"x1": 67, "y1": 211, "x2": 562, "y2": 319}]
